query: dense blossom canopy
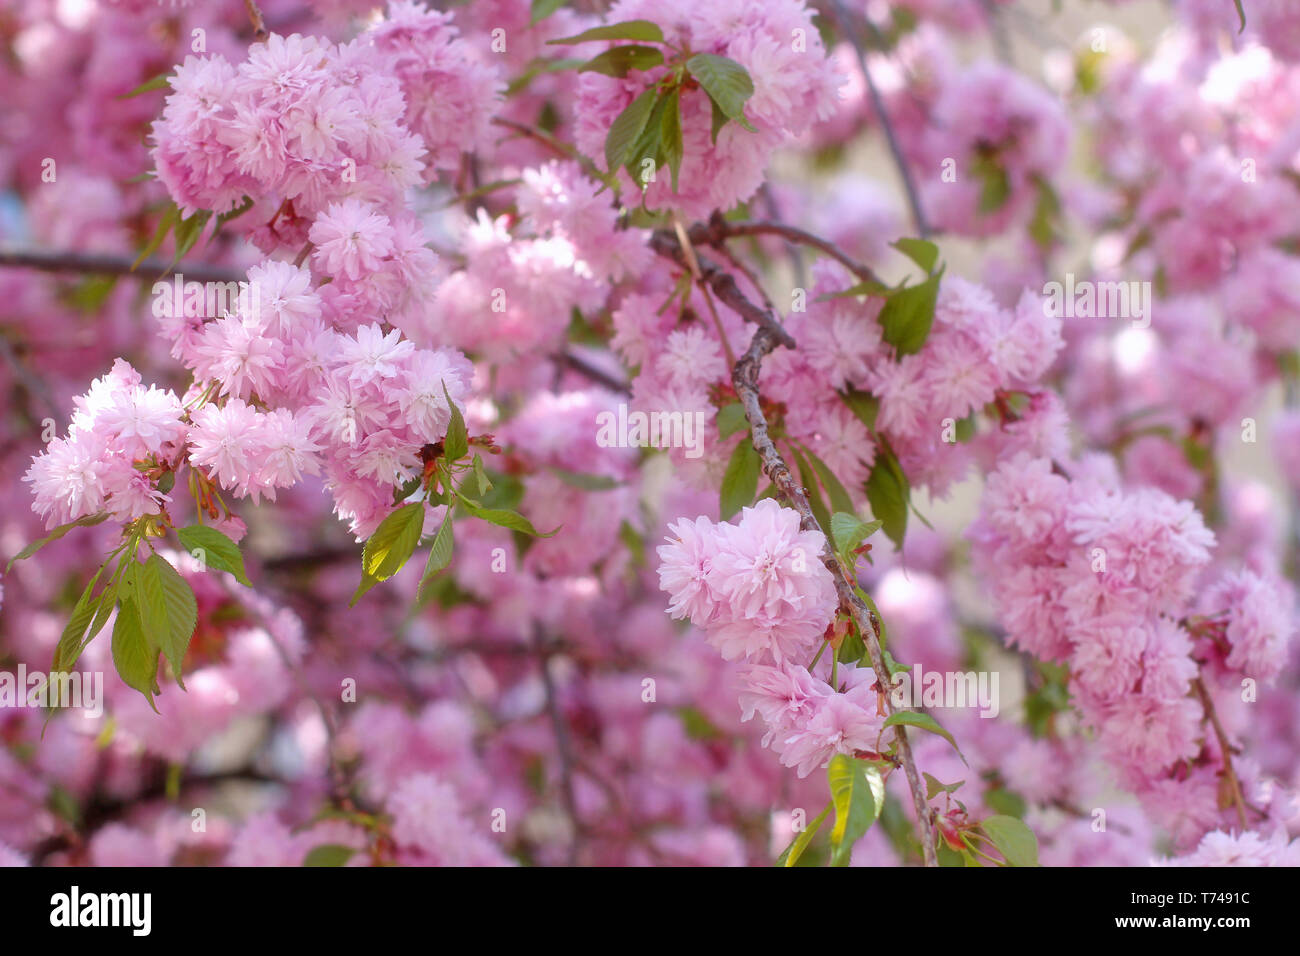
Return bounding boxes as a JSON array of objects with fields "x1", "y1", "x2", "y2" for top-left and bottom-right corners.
[{"x1": 0, "y1": 0, "x2": 1298, "y2": 869}]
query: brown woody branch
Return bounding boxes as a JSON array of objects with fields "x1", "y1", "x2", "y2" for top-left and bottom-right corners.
[
  {"x1": 534, "y1": 628, "x2": 583, "y2": 866},
  {"x1": 0, "y1": 246, "x2": 244, "y2": 284},
  {"x1": 825, "y1": 1, "x2": 931, "y2": 239},
  {"x1": 688, "y1": 213, "x2": 885, "y2": 286},
  {"x1": 649, "y1": 232, "x2": 795, "y2": 349},
  {"x1": 1193, "y1": 675, "x2": 1249, "y2": 831},
  {"x1": 652, "y1": 228, "x2": 939, "y2": 866},
  {"x1": 243, "y1": 0, "x2": 269, "y2": 41}
]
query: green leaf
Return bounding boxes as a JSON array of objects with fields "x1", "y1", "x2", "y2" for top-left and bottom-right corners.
[
  {"x1": 604, "y1": 86, "x2": 659, "y2": 176},
  {"x1": 839, "y1": 388, "x2": 879, "y2": 432},
  {"x1": 719, "y1": 438, "x2": 760, "y2": 520},
  {"x1": 972, "y1": 150, "x2": 1011, "y2": 214},
  {"x1": 891, "y1": 237, "x2": 940, "y2": 273},
  {"x1": 393, "y1": 475, "x2": 422, "y2": 505},
  {"x1": 716, "y1": 402, "x2": 748, "y2": 440},
  {"x1": 548, "y1": 20, "x2": 665, "y2": 44},
  {"x1": 66, "y1": 276, "x2": 119, "y2": 312},
  {"x1": 954, "y1": 411, "x2": 977, "y2": 443},
  {"x1": 442, "y1": 382, "x2": 468, "y2": 463},
  {"x1": 830, "y1": 512, "x2": 882, "y2": 564},
  {"x1": 7, "y1": 513, "x2": 110, "y2": 572},
  {"x1": 677, "y1": 705, "x2": 722, "y2": 741},
  {"x1": 547, "y1": 467, "x2": 621, "y2": 491},
  {"x1": 686, "y1": 54, "x2": 756, "y2": 132},
  {"x1": 176, "y1": 524, "x2": 252, "y2": 587},
  {"x1": 881, "y1": 711, "x2": 966, "y2": 765},
  {"x1": 457, "y1": 496, "x2": 558, "y2": 537},
  {"x1": 144, "y1": 554, "x2": 198, "y2": 687},
  {"x1": 936, "y1": 843, "x2": 966, "y2": 867},
  {"x1": 660, "y1": 87, "x2": 683, "y2": 192},
  {"x1": 878, "y1": 269, "x2": 942, "y2": 357},
  {"x1": 118, "y1": 72, "x2": 172, "y2": 99},
  {"x1": 822, "y1": 278, "x2": 896, "y2": 300},
  {"x1": 111, "y1": 599, "x2": 159, "y2": 712},
  {"x1": 837, "y1": 625, "x2": 867, "y2": 666},
  {"x1": 302, "y1": 844, "x2": 356, "y2": 867},
  {"x1": 169, "y1": 209, "x2": 213, "y2": 267},
  {"x1": 864, "y1": 446, "x2": 909, "y2": 550},
  {"x1": 351, "y1": 503, "x2": 426, "y2": 606},
  {"x1": 530, "y1": 0, "x2": 567, "y2": 24},
  {"x1": 579, "y1": 44, "x2": 664, "y2": 77},
  {"x1": 127, "y1": 558, "x2": 168, "y2": 654},
  {"x1": 418, "y1": 512, "x2": 454, "y2": 597},
  {"x1": 827, "y1": 755, "x2": 884, "y2": 866},
  {"x1": 625, "y1": 91, "x2": 669, "y2": 184},
  {"x1": 804, "y1": 449, "x2": 855, "y2": 516},
  {"x1": 1028, "y1": 176, "x2": 1063, "y2": 251},
  {"x1": 923, "y1": 773, "x2": 965, "y2": 800},
  {"x1": 471, "y1": 455, "x2": 493, "y2": 496},
  {"x1": 984, "y1": 787, "x2": 1027, "y2": 818},
  {"x1": 979, "y1": 815, "x2": 1039, "y2": 867},
  {"x1": 215, "y1": 196, "x2": 255, "y2": 228},
  {"x1": 619, "y1": 520, "x2": 646, "y2": 567},
  {"x1": 882, "y1": 648, "x2": 907, "y2": 677},
  {"x1": 52, "y1": 565, "x2": 114, "y2": 674},
  {"x1": 776, "y1": 802, "x2": 831, "y2": 867},
  {"x1": 209, "y1": 196, "x2": 256, "y2": 245},
  {"x1": 132, "y1": 203, "x2": 179, "y2": 271},
  {"x1": 709, "y1": 95, "x2": 728, "y2": 145}
]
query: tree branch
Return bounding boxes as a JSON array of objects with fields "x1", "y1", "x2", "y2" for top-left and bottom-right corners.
[
  {"x1": 652, "y1": 229, "x2": 939, "y2": 866},
  {"x1": 553, "y1": 349, "x2": 631, "y2": 395},
  {"x1": 688, "y1": 213, "x2": 884, "y2": 286},
  {"x1": 826, "y1": 1, "x2": 931, "y2": 239},
  {"x1": 0, "y1": 247, "x2": 244, "y2": 284},
  {"x1": 243, "y1": 0, "x2": 269, "y2": 41},
  {"x1": 1193, "y1": 675, "x2": 1249, "y2": 831},
  {"x1": 649, "y1": 232, "x2": 795, "y2": 349},
  {"x1": 534, "y1": 629, "x2": 582, "y2": 866}
]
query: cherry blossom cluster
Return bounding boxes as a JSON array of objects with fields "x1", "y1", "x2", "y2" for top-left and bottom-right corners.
[
  {"x1": 970, "y1": 452, "x2": 1296, "y2": 849},
  {"x1": 5, "y1": 0, "x2": 1300, "y2": 872},
  {"x1": 658, "y1": 499, "x2": 888, "y2": 778},
  {"x1": 571, "y1": 0, "x2": 841, "y2": 219},
  {"x1": 432, "y1": 160, "x2": 651, "y2": 367}
]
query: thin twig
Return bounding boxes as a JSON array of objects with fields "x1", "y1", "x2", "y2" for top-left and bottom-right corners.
[
  {"x1": 0, "y1": 333, "x2": 60, "y2": 419},
  {"x1": 710, "y1": 241, "x2": 777, "y2": 314},
  {"x1": 828, "y1": 1, "x2": 930, "y2": 238},
  {"x1": 1193, "y1": 676, "x2": 1249, "y2": 831},
  {"x1": 243, "y1": 0, "x2": 269, "y2": 41},
  {"x1": 534, "y1": 629, "x2": 582, "y2": 866},
  {"x1": 674, "y1": 213, "x2": 737, "y2": 367},
  {"x1": 758, "y1": 183, "x2": 805, "y2": 287},
  {"x1": 651, "y1": 228, "x2": 938, "y2": 866},
  {"x1": 980, "y1": 0, "x2": 1013, "y2": 63},
  {"x1": 689, "y1": 214, "x2": 884, "y2": 286},
  {"x1": 553, "y1": 349, "x2": 631, "y2": 395},
  {"x1": 0, "y1": 247, "x2": 244, "y2": 284},
  {"x1": 649, "y1": 232, "x2": 795, "y2": 349}
]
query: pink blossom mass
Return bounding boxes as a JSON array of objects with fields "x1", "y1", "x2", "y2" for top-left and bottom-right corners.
[{"x1": 1, "y1": 0, "x2": 1299, "y2": 890}]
